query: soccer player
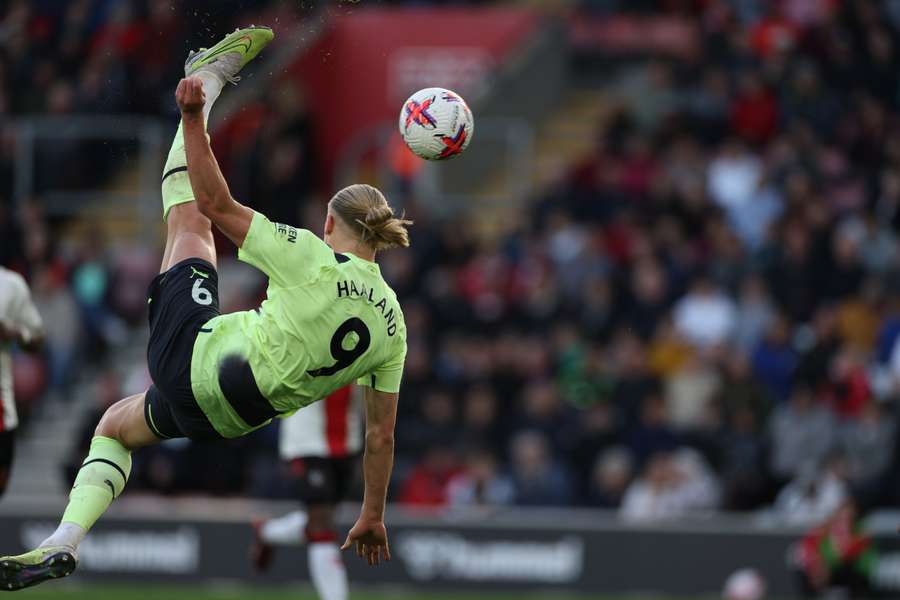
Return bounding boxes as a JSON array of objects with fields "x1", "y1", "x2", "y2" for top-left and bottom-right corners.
[
  {"x1": 0, "y1": 26, "x2": 409, "y2": 591},
  {"x1": 250, "y1": 385, "x2": 362, "y2": 600},
  {"x1": 0, "y1": 267, "x2": 44, "y2": 499}
]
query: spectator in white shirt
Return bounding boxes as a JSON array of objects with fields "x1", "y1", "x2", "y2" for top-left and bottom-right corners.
[{"x1": 674, "y1": 276, "x2": 737, "y2": 349}]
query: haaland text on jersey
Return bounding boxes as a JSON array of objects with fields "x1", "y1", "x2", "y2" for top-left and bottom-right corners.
[{"x1": 336, "y1": 279, "x2": 400, "y2": 337}]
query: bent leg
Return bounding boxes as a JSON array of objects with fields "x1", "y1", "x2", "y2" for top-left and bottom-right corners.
[
  {"x1": 95, "y1": 392, "x2": 162, "y2": 450},
  {"x1": 39, "y1": 393, "x2": 159, "y2": 553}
]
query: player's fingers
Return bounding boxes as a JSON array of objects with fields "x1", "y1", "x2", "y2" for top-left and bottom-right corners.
[
  {"x1": 184, "y1": 77, "x2": 198, "y2": 97},
  {"x1": 356, "y1": 540, "x2": 364, "y2": 558},
  {"x1": 382, "y1": 542, "x2": 391, "y2": 562},
  {"x1": 340, "y1": 535, "x2": 352, "y2": 551}
]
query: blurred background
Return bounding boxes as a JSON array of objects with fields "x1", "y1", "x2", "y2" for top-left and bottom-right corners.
[{"x1": 4, "y1": 0, "x2": 900, "y2": 598}]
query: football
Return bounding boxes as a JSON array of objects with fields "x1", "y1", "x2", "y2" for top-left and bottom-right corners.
[{"x1": 398, "y1": 87, "x2": 474, "y2": 161}]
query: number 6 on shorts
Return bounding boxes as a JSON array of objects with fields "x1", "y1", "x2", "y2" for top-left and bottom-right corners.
[{"x1": 192, "y1": 279, "x2": 213, "y2": 305}]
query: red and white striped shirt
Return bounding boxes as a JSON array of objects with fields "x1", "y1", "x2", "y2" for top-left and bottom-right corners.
[
  {"x1": 279, "y1": 385, "x2": 363, "y2": 459},
  {"x1": 0, "y1": 268, "x2": 43, "y2": 433}
]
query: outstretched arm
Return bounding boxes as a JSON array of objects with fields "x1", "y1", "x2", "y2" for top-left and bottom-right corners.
[
  {"x1": 175, "y1": 76, "x2": 254, "y2": 247},
  {"x1": 341, "y1": 386, "x2": 398, "y2": 566}
]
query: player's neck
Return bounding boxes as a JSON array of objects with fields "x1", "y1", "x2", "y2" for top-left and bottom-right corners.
[{"x1": 330, "y1": 237, "x2": 376, "y2": 263}]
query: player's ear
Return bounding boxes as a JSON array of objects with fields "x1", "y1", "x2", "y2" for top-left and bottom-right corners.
[{"x1": 324, "y1": 212, "x2": 335, "y2": 237}]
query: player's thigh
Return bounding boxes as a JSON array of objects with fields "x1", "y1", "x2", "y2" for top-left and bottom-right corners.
[
  {"x1": 95, "y1": 392, "x2": 160, "y2": 450},
  {"x1": 146, "y1": 258, "x2": 219, "y2": 392},
  {"x1": 162, "y1": 231, "x2": 217, "y2": 273},
  {"x1": 161, "y1": 204, "x2": 216, "y2": 273},
  {"x1": 0, "y1": 430, "x2": 15, "y2": 497}
]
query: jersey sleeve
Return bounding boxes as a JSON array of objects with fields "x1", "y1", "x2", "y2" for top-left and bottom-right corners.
[
  {"x1": 358, "y1": 341, "x2": 407, "y2": 394},
  {"x1": 238, "y1": 211, "x2": 333, "y2": 286}
]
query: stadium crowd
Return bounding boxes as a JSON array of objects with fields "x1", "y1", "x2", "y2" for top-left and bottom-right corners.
[{"x1": 4, "y1": 0, "x2": 900, "y2": 524}]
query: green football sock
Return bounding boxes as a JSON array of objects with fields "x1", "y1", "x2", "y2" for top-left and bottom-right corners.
[
  {"x1": 60, "y1": 436, "x2": 132, "y2": 532},
  {"x1": 161, "y1": 70, "x2": 221, "y2": 221},
  {"x1": 161, "y1": 120, "x2": 198, "y2": 221}
]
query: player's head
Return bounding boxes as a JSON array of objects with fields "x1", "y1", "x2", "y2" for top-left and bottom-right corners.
[{"x1": 325, "y1": 184, "x2": 412, "y2": 252}]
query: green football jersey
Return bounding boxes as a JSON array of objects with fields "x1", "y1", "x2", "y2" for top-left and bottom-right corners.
[{"x1": 189, "y1": 211, "x2": 407, "y2": 438}]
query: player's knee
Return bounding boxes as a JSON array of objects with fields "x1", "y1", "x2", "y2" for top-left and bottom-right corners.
[
  {"x1": 94, "y1": 411, "x2": 118, "y2": 439},
  {"x1": 94, "y1": 402, "x2": 128, "y2": 441}
]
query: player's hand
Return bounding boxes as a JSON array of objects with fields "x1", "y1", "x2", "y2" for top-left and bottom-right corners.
[
  {"x1": 0, "y1": 321, "x2": 17, "y2": 343},
  {"x1": 175, "y1": 76, "x2": 206, "y2": 116},
  {"x1": 341, "y1": 516, "x2": 390, "y2": 566}
]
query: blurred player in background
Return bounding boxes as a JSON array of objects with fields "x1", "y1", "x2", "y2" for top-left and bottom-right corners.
[
  {"x1": 251, "y1": 385, "x2": 362, "y2": 600},
  {"x1": 0, "y1": 267, "x2": 43, "y2": 499},
  {"x1": 793, "y1": 497, "x2": 876, "y2": 598},
  {"x1": 0, "y1": 25, "x2": 409, "y2": 591}
]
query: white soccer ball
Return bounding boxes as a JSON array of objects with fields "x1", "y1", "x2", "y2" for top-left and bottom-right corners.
[
  {"x1": 723, "y1": 568, "x2": 766, "y2": 600},
  {"x1": 398, "y1": 87, "x2": 474, "y2": 161}
]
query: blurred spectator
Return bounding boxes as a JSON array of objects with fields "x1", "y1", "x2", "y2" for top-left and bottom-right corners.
[
  {"x1": 664, "y1": 354, "x2": 722, "y2": 430},
  {"x1": 508, "y1": 430, "x2": 573, "y2": 506},
  {"x1": 774, "y1": 453, "x2": 849, "y2": 526},
  {"x1": 587, "y1": 446, "x2": 634, "y2": 508},
  {"x1": 769, "y1": 385, "x2": 835, "y2": 482},
  {"x1": 398, "y1": 446, "x2": 462, "y2": 508},
  {"x1": 729, "y1": 72, "x2": 779, "y2": 144},
  {"x1": 570, "y1": 402, "x2": 619, "y2": 498},
  {"x1": 720, "y1": 404, "x2": 768, "y2": 511},
  {"x1": 620, "y1": 449, "x2": 720, "y2": 522},
  {"x1": 30, "y1": 266, "x2": 79, "y2": 392},
  {"x1": 732, "y1": 276, "x2": 776, "y2": 352},
  {"x1": 445, "y1": 449, "x2": 515, "y2": 508},
  {"x1": 673, "y1": 276, "x2": 736, "y2": 349},
  {"x1": 707, "y1": 141, "x2": 762, "y2": 218},
  {"x1": 839, "y1": 401, "x2": 896, "y2": 496},
  {"x1": 751, "y1": 315, "x2": 797, "y2": 402},
  {"x1": 625, "y1": 392, "x2": 679, "y2": 465},
  {"x1": 458, "y1": 384, "x2": 504, "y2": 456}
]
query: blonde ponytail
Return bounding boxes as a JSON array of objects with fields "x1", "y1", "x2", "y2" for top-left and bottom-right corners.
[{"x1": 329, "y1": 184, "x2": 412, "y2": 250}]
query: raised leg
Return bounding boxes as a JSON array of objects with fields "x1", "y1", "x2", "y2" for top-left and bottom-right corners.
[{"x1": 159, "y1": 112, "x2": 219, "y2": 273}]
